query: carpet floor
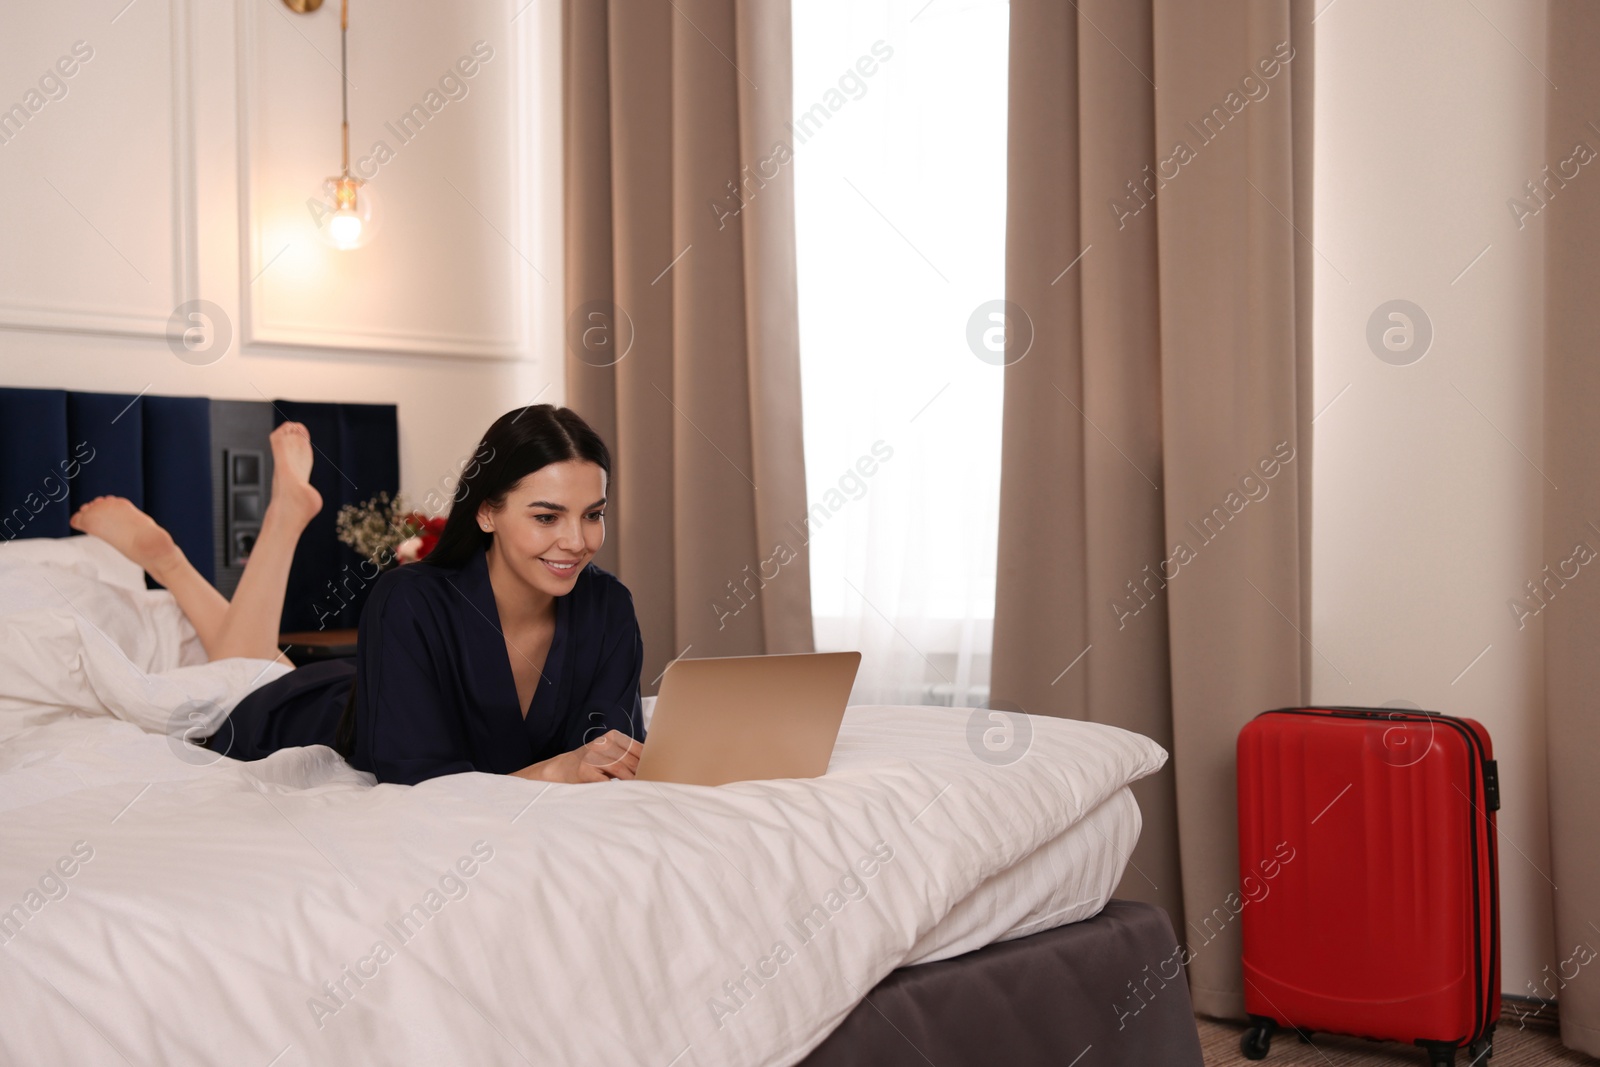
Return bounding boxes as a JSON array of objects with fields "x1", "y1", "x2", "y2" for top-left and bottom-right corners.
[{"x1": 1197, "y1": 1017, "x2": 1598, "y2": 1066}]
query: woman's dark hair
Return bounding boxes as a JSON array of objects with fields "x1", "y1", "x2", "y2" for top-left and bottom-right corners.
[
  {"x1": 333, "y1": 405, "x2": 610, "y2": 760},
  {"x1": 424, "y1": 404, "x2": 612, "y2": 570}
]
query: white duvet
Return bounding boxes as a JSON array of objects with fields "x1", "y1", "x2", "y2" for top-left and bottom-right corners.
[{"x1": 0, "y1": 538, "x2": 1167, "y2": 1067}]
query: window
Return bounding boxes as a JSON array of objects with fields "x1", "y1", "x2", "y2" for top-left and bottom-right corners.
[{"x1": 792, "y1": 0, "x2": 1010, "y2": 706}]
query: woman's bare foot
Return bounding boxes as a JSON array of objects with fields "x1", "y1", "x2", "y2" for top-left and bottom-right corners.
[
  {"x1": 267, "y1": 422, "x2": 322, "y2": 527},
  {"x1": 69, "y1": 496, "x2": 185, "y2": 579}
]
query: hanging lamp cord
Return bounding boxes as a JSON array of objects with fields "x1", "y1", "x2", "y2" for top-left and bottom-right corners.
[{"x1": 339, "y1": 0, "x2": 350, "y2": 179}]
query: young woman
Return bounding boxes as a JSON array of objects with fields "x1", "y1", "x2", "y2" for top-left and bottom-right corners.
[{"x1": 68, "y1": 405, "x2": 645, "y2": 787}]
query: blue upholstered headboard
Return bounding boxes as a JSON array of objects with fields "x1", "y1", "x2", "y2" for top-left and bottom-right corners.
[{"x1": 0, "y1": 388, "x2": 398, "y2": 632}]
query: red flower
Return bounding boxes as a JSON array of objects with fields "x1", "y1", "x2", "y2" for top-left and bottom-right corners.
[{"x1": 399, "y1": 513, "x2": 448, "y2": 564}]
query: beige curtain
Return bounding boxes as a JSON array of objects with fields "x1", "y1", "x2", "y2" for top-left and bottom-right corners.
[
  {"x1": 994, "y1": 0, "x2": 1315, "y2": 1019},
  {"x1": 1542, "y1": 3, "x2": 1600, "y2": 1056},
  {"x1": 563, "y1": 0, "x2": 815, "y2": 689}
]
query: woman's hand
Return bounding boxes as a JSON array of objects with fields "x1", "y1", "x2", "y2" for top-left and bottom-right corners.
[{"x1": 513, "y1": 730, "x2": 642, "y2": 783}]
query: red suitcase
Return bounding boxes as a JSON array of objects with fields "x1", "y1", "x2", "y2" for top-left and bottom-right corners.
[{"x1": 1236, "y1": 707, "x2": 1500, "y2": 1066}]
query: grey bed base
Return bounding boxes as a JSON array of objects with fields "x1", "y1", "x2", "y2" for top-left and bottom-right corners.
[{"x1": 798, "y1": 899, "x2": 1205, "y2": 1067}]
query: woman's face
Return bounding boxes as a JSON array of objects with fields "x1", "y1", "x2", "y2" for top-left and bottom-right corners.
[{"x1": 480, "y1": 460, "x2": 607, "y2": 598}]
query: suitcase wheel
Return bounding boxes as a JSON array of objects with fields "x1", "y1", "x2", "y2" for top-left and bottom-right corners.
[
  {"x1": 1240, "y1": 1017, "x2": 1277, "y2": 1060},
  {"x1": 1419, "y1": 1039, "x2": 1459, "y2": 1066},
  {"x1": 1467, "y1": 1024, "x2": 1495, "y2": 1065}
]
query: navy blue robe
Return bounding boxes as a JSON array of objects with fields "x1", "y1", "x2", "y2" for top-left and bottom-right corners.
[{"x1": 215, "y1": 547, "x2": 646, "y2": 785}]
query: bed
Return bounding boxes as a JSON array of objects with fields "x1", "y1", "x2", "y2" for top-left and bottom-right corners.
[{"x1": 0, "y1": 537, "x2": 1204, "y2": 1066}]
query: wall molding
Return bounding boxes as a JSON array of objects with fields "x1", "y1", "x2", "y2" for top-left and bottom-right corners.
[
  {"x1": 234, "y1": 0, "x2": 536, "y2": 361},
  {"x1": 0, "y1": 0, "x2": 199, "y2": 340}
]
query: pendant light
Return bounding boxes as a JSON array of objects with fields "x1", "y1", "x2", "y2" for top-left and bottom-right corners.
[{"x1": 287, "y1": 0, "x2": 376, "y2": 250}]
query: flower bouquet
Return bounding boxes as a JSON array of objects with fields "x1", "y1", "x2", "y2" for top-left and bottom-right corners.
[{"x1": 334, "y1": 492, "x2": 445, "y2": 568}]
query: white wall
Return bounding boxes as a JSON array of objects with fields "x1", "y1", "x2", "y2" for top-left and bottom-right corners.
[
  {"x1": 1313, "y1": 0, "x2": 1553, "y2": 996},
  {"x1": 0, "y1": 0, "x2": 564, "y2": 504}
]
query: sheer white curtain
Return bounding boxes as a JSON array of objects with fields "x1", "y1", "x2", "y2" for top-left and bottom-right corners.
[{"x1": 792, "y1": 0, "x2": 1009, "y2": 706}]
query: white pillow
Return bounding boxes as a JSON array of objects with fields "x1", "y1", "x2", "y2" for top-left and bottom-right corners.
[{"x1": 0, "y1": 533, "x2": 146, "y2": 591}]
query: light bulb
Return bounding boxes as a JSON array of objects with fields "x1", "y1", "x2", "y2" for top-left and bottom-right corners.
[
  {"x1": 315, "y1": 174, "x2": 378, "y2": 250},
  {"x1": 329, "y1": 210, "x2": 364, "y2": 250}
]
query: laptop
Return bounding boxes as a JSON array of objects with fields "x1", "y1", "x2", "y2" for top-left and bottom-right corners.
[{"x1": 634, "y1": 651, "x2": 862, "y2": 786}]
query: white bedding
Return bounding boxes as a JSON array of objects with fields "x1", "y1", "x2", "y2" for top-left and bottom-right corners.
[{"x1": 0, "y1": 538, "x2": 1166, "y2": 1067}]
